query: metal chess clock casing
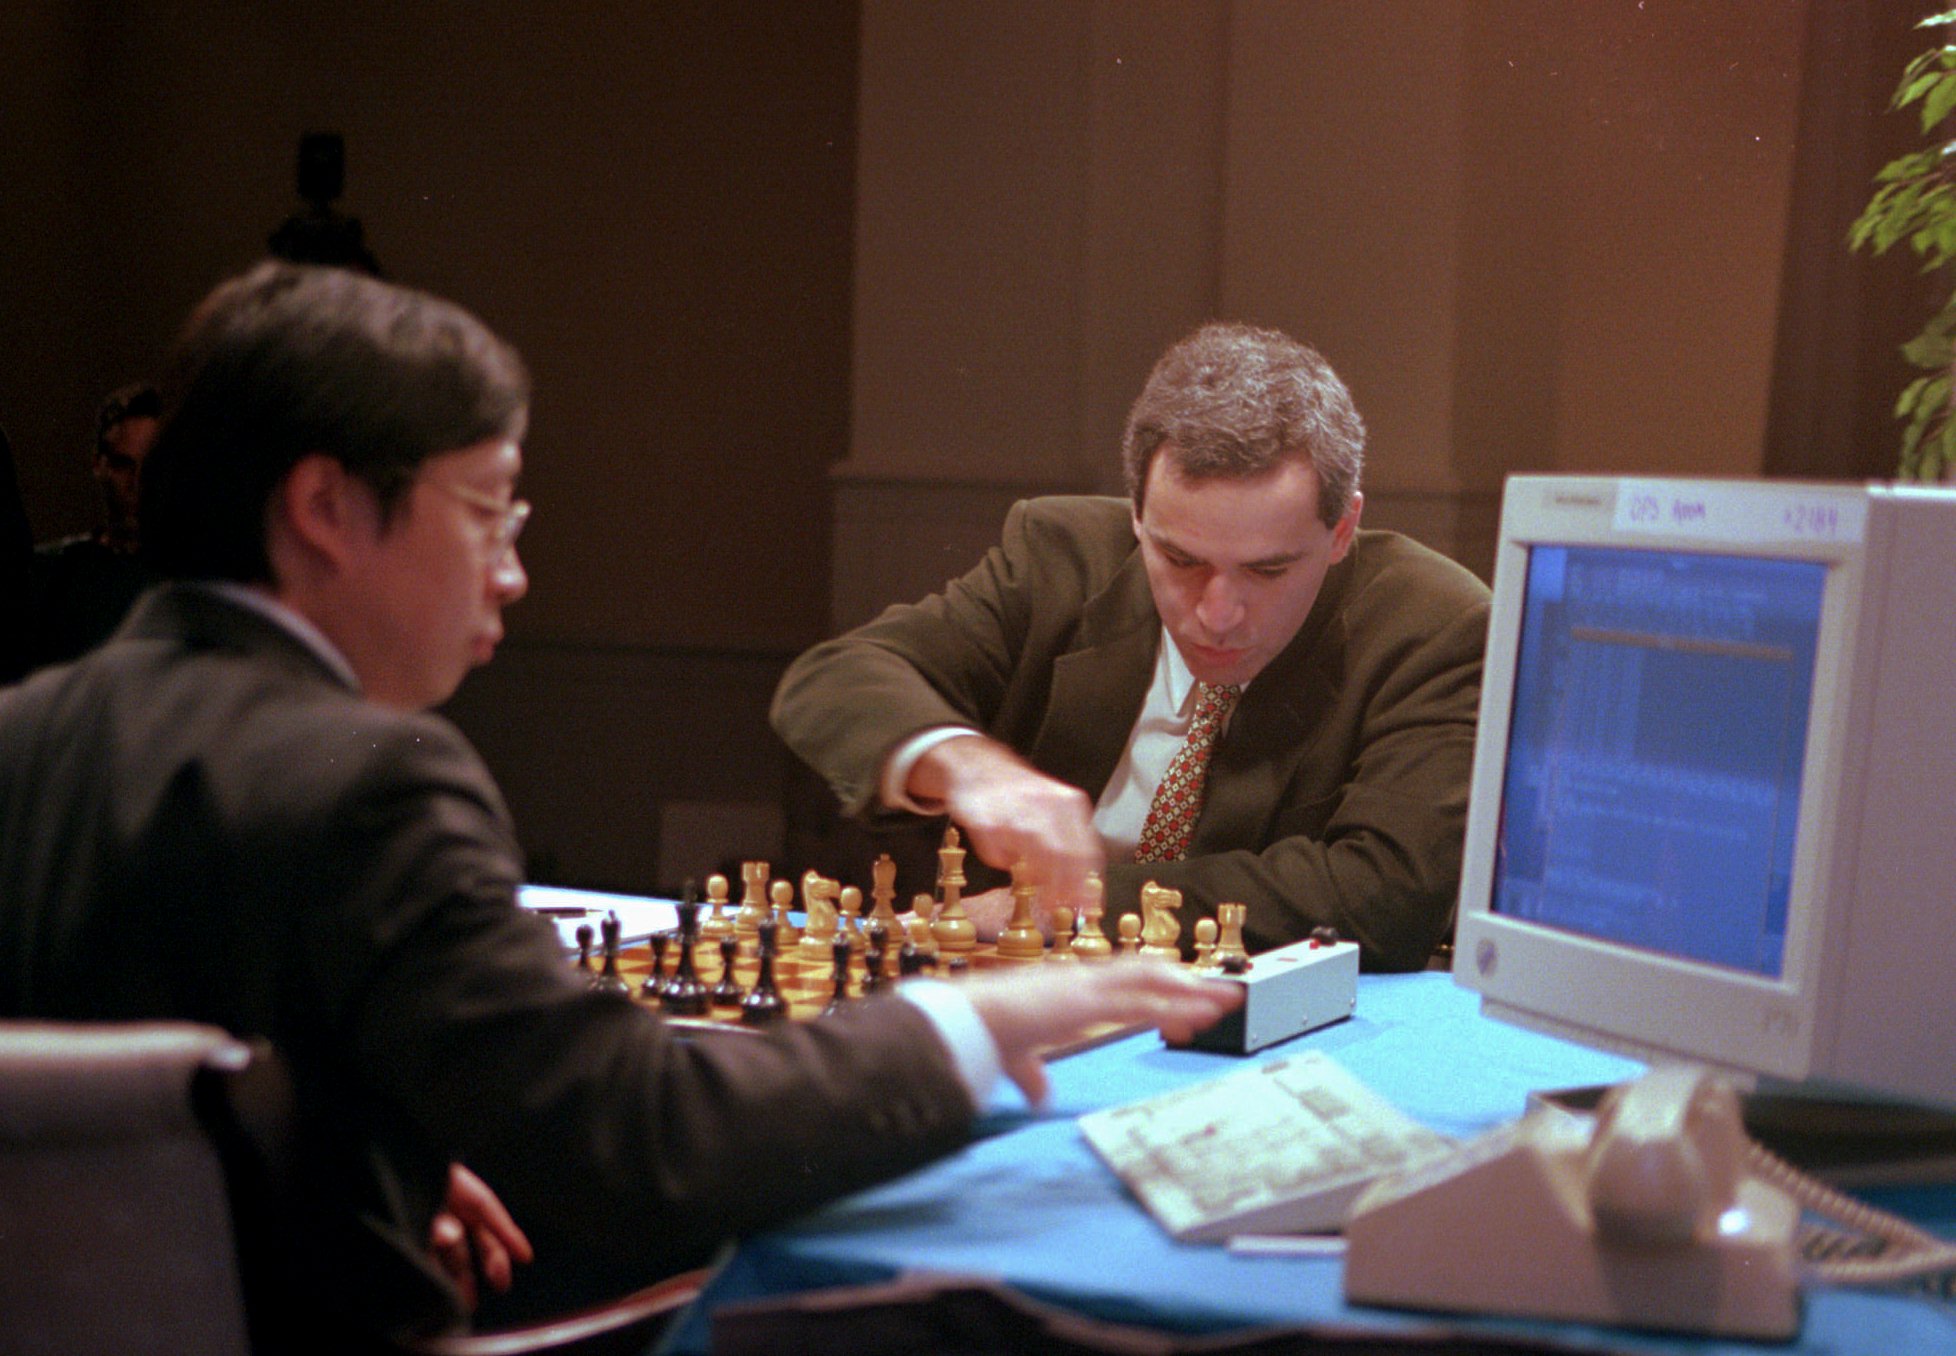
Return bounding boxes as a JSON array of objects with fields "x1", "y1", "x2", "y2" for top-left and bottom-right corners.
[{"x1": 1174, "y1": 937, "x2": 1359, "y2": 1054}]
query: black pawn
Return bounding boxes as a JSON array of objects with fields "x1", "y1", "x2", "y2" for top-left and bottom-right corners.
[
  {"x1": 863, "y1": 922, "x2": 888, "y2": 995},
  {"x1": 709, "y1": 934, "x2": 744, "y2": 1007},
  {"x1": 898, "y1": 939, "x2": 928, "y2": 978},
  {"x1": 741, "y1": 920, "x2": 788, "y2": 1026},
  {"x1": 640, "y1": 931, "x2": 670, "y2": 1002},
  {"x1": 822, "y1": 935, "x2": 853, "y2": 1016},
  {"x1": 575, "y1": 924, "x2": 595, "y2": 973},
  {"x1": 662, "y1": 886, "x2": 710, "y2": 1017},
  {"x1": 592, "y1": 912, "x2": 631, "y2": 997}
]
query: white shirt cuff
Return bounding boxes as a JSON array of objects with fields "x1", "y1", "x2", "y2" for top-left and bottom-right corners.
[
  {"x1": 897, "y1": 977, "x2": 1002, "y2": 1111},
  {"x1": 880, "y1": 725, "x2": 983, "y2": 813}
]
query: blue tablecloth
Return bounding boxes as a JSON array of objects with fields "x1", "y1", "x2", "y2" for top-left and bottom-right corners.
[{"x1": 669, "y1": 972, "x2": 1956, "y2": 1354}]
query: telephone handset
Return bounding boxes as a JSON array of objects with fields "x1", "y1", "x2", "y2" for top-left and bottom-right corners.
[{"x1": 1345, "y1": 1065, "x2": 1956, "y2": 1340}]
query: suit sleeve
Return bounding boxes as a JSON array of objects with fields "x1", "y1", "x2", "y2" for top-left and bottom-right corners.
[
  {"x1": 313, "y1": 722, "x2": 977, "y2": 1305},
  {"x1": 771, "y1": 499, "x2": 1046, "y2": 814},
  {"x1": 1105, "y1": 562, "x2": 1489, "y2": 973}
]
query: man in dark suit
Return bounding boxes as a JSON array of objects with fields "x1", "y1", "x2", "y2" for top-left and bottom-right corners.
[
  {"x1": 773, "y1": 323, "x2": 1490, "y2": 970},
  {"x1": 0, "y1": 263, "x2": 1235, "y2": 1349}
]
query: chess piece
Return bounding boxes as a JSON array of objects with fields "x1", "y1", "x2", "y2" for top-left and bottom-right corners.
[
  {"x1": 838, "y1": 884, "x2": 866, "y2": 946},
  {"x1": 932, "y1": 825, "x2": 976, "y2": 955},
  {"x1": 639, "y1": 930, "x2": 670, "y2": 1001},
  {"x1": 1214, "y1": 902, "x2": 1249, "y2": 970},
  {"x1": 869, "y1": 853, "x2": 901, "y2": 929},
  {"x1": 1048, "y1": 906, "x2": 1078, "y2": 963},
  {"x1": 661, "y1": 888, "x2": 709, "y2": 1017},
  {"x1": 735, "y1": 861, "x2": 770, "y2": 940},
  {"x1": 996, "y1": 861, "x2": 1044, "y2": 962},
  {"x1": 709, "y1": 934, "x2": 744, "y2": 1007},
  {"x1": 741, "y1": 920, "x2": 789, "y2": 1026},
  {"x1": 1192, "y1": 917, "x2": 1219, "y2": 971},
  {"x1": 1073, "y1": 873, "x2": 1113, "y2": 961},
  {"x1": 575, "y1": 923, "x2": 595, "y2": 973},
  {"x1": 798, "y1": 871, "x2": 840, "y2": 975},
  {"x1": 822, "y1": 935, "x2": 853, "y2": 1015},
  {"x1": 899, "y1": 917, "x2": 935, "y2": 976},
  {"x1": 863, "y1": 920, "x2": 889, "y2": 994},
  {"x1": 1117, "y1": 913, "x2": 1142, "y2": 956},
  {"x1": 1139, "y1": 882, "x2": 1183, "y2": 961},
  {"x1": 593, "y1": 912, "x2": 631, "y2": 996},
  {"x1": 701, "y1": 872, "x2": 734, "y2": 944},
  {"x1": 769, "y1": 878, "x2": 800, "y2": 947}
]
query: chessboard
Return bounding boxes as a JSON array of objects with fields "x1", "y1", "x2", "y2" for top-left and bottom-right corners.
[{"x1": 568, "y1": 832, "x2": 1260, "y2": 1047}]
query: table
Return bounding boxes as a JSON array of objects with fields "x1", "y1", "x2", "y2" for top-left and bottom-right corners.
[{"x1": 670, "y1": 972, "x2": 1956, "y2": 1354}]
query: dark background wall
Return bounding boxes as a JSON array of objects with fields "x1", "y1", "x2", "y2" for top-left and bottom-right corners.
[{"x1": 0, "y1": 0, "x2": 1938, "y2": 896}]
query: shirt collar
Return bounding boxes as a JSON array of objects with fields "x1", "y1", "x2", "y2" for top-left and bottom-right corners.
[{"x1": 197, "y1": 581, "x2": 362, "y2": 691}]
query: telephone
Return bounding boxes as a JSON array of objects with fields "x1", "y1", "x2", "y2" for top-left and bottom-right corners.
[{"x1": 1343, "y1": 1064, "x2": 1956, "y2": 1341}]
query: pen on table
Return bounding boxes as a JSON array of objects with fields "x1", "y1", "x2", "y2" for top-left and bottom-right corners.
[{"x1": 533, "y1": 906, "x2": 594, "y2": 918}]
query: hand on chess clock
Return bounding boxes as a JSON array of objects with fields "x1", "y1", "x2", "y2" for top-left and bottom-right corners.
[
  {"x1": 906, "y1": 734, "x2": 1103, "y2": 907},
  {"x1": 427, "y1": 1162, "x2": 533, "y2": 1314}
]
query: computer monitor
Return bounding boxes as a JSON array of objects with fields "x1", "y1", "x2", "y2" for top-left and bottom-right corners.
[{"x1": 1454, "y1": 476, "x2": 1956, "y2": 1113}]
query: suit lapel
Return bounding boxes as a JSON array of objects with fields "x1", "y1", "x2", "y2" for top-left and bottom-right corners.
[
  {"x1": 1194, "y1": 550, "x2": 1354, "y2": 852},
  {"x1": 1028, "y1": 552, "x2": 1159, "y2": 800}
]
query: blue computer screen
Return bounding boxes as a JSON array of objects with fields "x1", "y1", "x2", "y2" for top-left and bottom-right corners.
[{"x1": 1492, "y1": 545, "x2": 1826, "y2": 977}]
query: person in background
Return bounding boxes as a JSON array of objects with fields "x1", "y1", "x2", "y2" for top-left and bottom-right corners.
[{"x1": 24, "y1": 383, "x2": 161, "y2": 670}]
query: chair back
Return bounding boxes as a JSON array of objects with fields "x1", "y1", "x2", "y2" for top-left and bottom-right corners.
[{"x1": 0, "y1": 1021, "x2": 257, "y2": 1356}]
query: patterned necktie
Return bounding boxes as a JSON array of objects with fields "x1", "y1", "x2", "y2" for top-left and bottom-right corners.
[{"x1": 1134, "y1": 681, "x2": 1241, "y2": 864}]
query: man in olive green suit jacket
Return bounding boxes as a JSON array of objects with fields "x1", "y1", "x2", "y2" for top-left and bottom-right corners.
[{"x1": 774, "y1": 324, "x2": 1490, "y2": 971}]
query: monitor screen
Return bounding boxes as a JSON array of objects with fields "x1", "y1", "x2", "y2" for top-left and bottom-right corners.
[
  {"x1": 1456, "y1": 477, "x2": 1956, "y2": 1111},
  {"x1": 1492, "y1": 546, "x2": 1825, "y2": 979}
]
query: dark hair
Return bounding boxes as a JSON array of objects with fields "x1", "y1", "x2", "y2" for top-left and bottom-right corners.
[
  {"x1": 141, "y1": 262, "x2": 530, "y2": 582},
  {"x1": 95, "y1": 383, "x2": 162, "y2": 457},
  {"x1": 1121, "y1": 321, "x2": 1365, "y2": 526}
]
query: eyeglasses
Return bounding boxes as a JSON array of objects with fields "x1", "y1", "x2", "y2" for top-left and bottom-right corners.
[{"x1": 431, "y1": 480, "x2": 532, "y2": 555}]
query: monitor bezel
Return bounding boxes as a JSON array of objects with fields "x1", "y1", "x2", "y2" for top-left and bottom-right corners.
[{"x1": 1453, "y1": 477, "x2": 1878, "y2": 1088}]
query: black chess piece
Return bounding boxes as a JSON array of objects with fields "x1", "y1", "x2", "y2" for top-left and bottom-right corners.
[
  {"x1": 898, "y1": 940, "x2": 927, "y2": 978},
  {"x1": 709, "y1": 934, "x2": 744, "y2": 1007},
  {"x1": 575, "y1": 923, "x2": 595, "y2": 973},
  {"x1": 662, "y1": 883, "x2": 710, "y2": 1017},
  {"x1": 822, "y1": 935, "x2": 852, "y2": 1016},
  {"x1": 1219, "y1": 953, "x2": 1250, "y2": 976},
  {"x1": 741, "y1": 919, "x2": 788, "y2": 1026},
  {"x1": 640, "y1": 931, "x2": 670, "y2": 1002},
  {"x1": 862, "y1": 922, "x2": 887, "y2": 997},
  {"x1": 592, "y1": 912, "x2": 631, "y2": 997}
]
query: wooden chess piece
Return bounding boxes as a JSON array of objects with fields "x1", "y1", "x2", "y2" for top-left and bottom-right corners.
[
  {"x1": 1192, "y1": 917, "x2": 1220, "y2": 971},
  {"x1": 900, "y1": 917, "x2": 936, "y2": 975},
  {"x1": 741, "y1": 920, "x2": 789, "y2": 1026},
  {"x1": 701, "y1": 872, "x2": 734, "y2": 944},
  {"x1": 709, "y1": 934, "x2": 744, "y2": 1007},
  {"x1": 869, "y1": 853, "x2": 901, "y2": 930},
  {"x1": 639, "y1": 930, "x2": 670, "y2": 1001},
  {"x1": 575, "y1": 923, "x2": 596, "y2": 974},
  {"x1": 1214, "y1": 902, "x2": 1249, "y2": 970},
  {"x1": 864, "y1": 920, "x2": 889, "y2": 993},
  {"x1": 931, "y1": 825, "x2": 976, "y2": 955},
  {"x1": 593, "y1": 912, "x2": 632, "y2": 996},
  {"x1": 996, "y1": 861, "x2": 1045, "y2": 962},
  {"x1": 798, "y1": 871, "x2": 840, "y2": 976},
  {"x1": 735, "y1": 861, "x2": 770, "y2": 942},
  {"x1": 662, "y1": 888, "x2": 710, "y2": 1016},
  {"x1": 1073, "y1": 873, "x2": 1113, "y2": 961},
  {"x1": 822, "y1": 936, "x2": 853, "y2": 1015},
  {"x1": 769, "y1": 878, "x2": 800, "y2": 947},
  {"x1": 1139, "y1": 882, "x2": 1183, "y2": 961},
  {"x1": 1047, "y1": 906, "x2": 1078, "y2": 963},
  {"x1": 1117, "y1": 913, "x2": 1142, "y2": 956},
  {"x1": 838, "y1": 885, "x2": 866, "y2": 946}
]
